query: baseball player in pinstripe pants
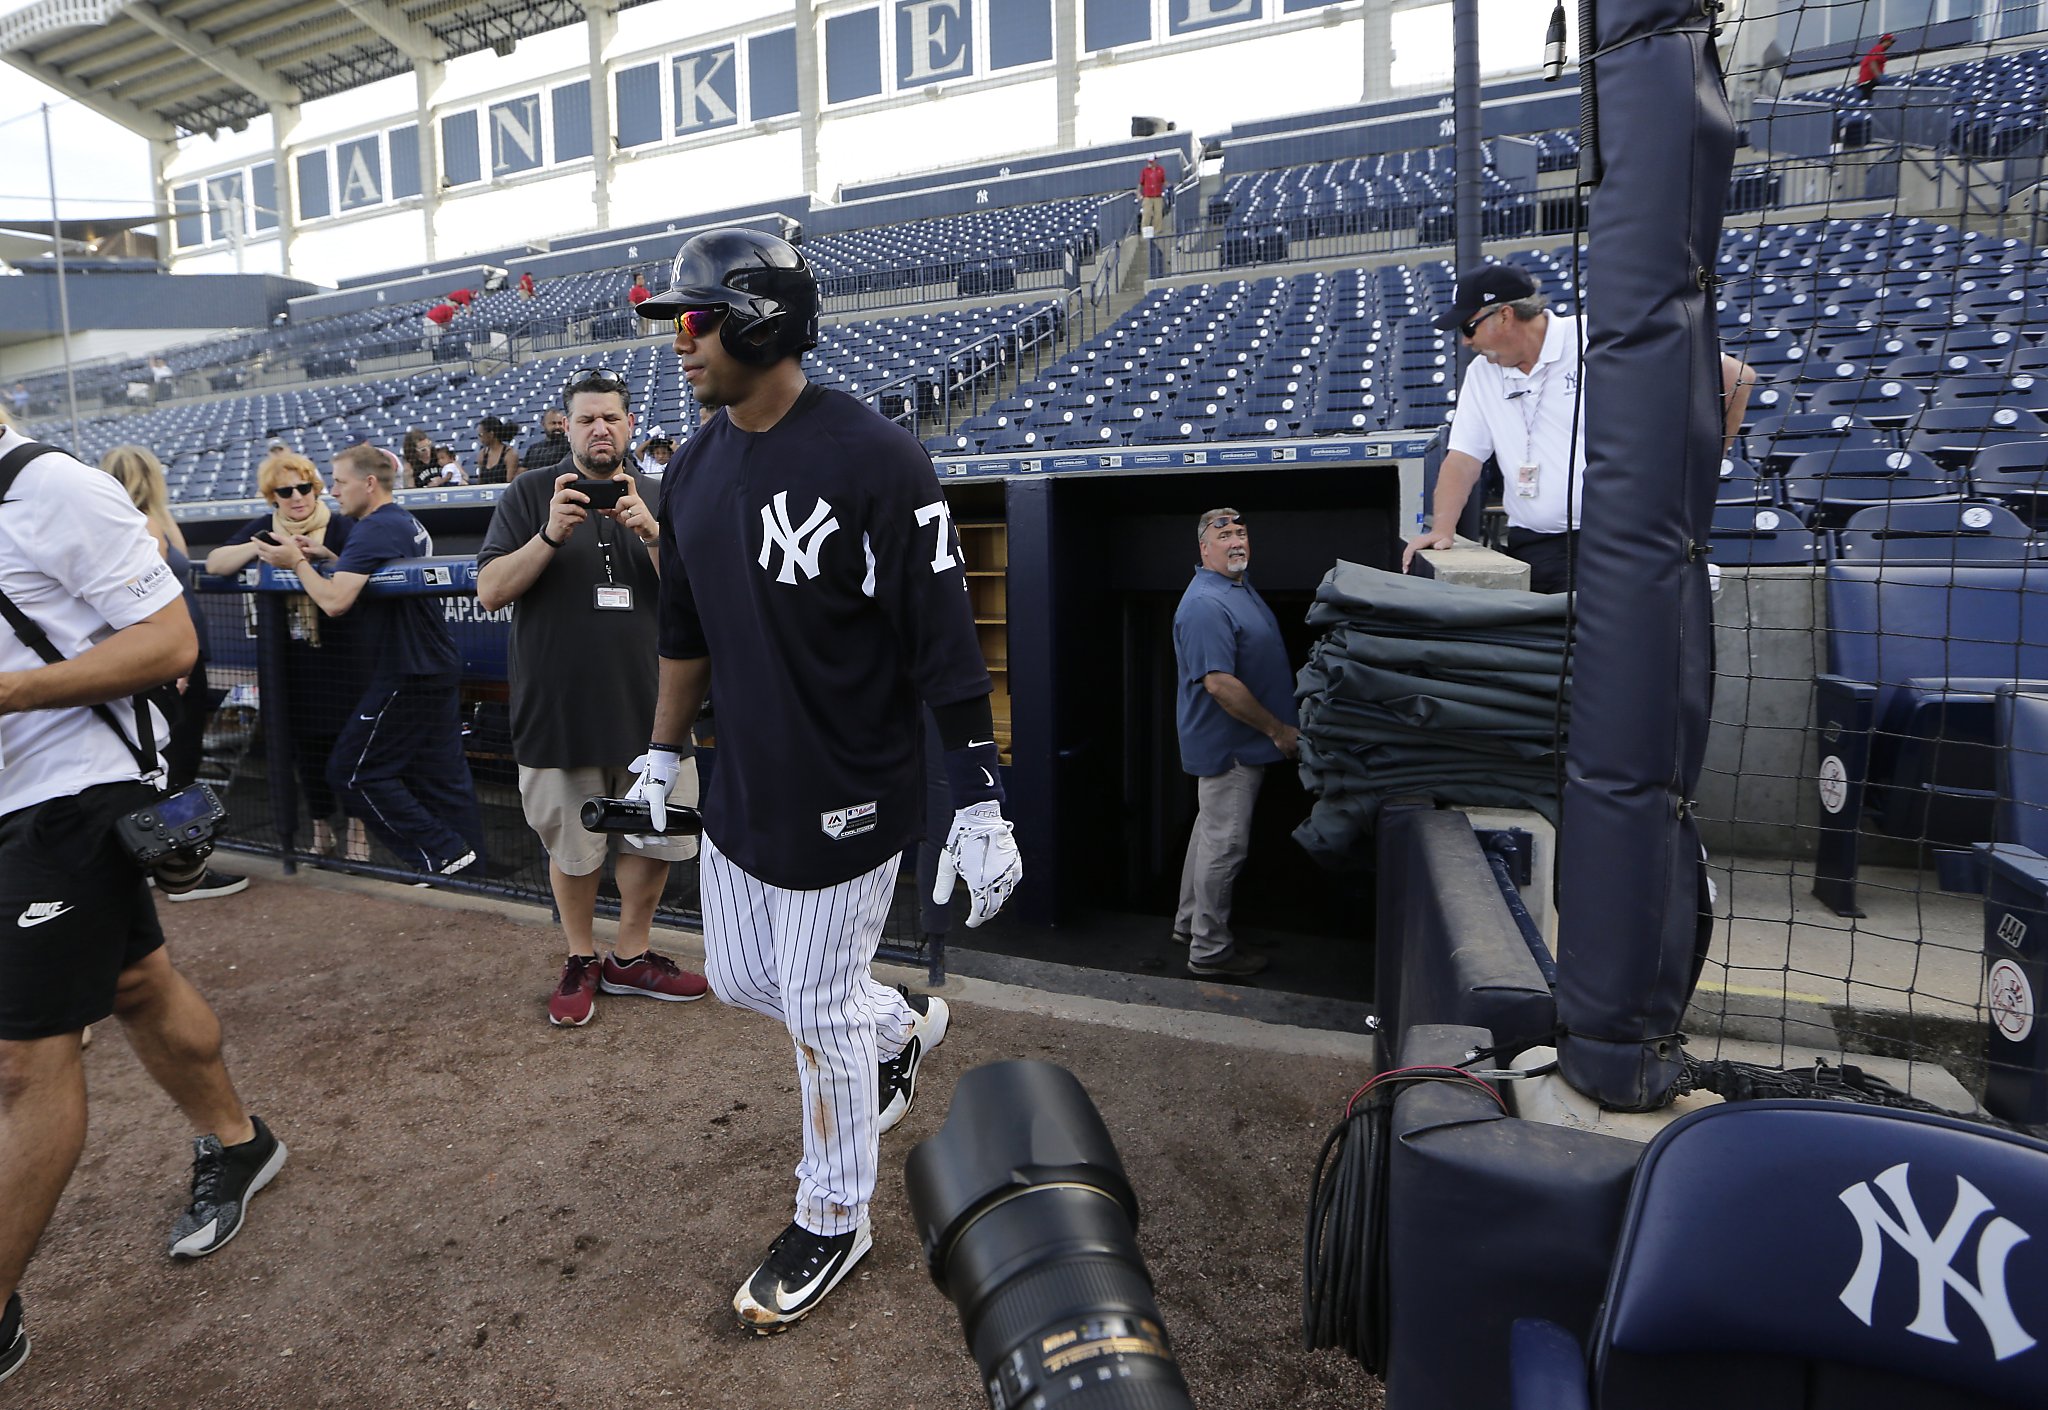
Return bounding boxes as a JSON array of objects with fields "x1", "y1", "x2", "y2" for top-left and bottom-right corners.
[{"x1": 626, "y1": 230, "x2": 1023, "y2": 1333}]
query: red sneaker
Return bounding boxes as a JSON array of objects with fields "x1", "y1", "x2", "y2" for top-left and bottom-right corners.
[
  {"x1": 548, "y1": 954, "x2": 600, "y2": 1027},
  {"x1": 600, "y1": 948, "x2": 708, "y2": 1002}
]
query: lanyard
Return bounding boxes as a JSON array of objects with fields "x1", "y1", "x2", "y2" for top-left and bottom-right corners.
[
  {"x1": 1511, "y1": 362, "x2": 1551, "y2": 469},
  {"x1": 595, "y1": 519, "x2": 618, "y2": 586}
]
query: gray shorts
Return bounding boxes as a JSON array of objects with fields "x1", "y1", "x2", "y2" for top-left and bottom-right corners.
[{"x1": 517, "y1": 762, "x2": 699, "y2": 876}]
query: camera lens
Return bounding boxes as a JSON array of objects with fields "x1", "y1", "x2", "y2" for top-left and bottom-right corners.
[
  {"x1": 150, "y1": 847, "x2": 212, "y2": 896},
  {"x1": 905, "y1": 1061, "x2": 1193, "y2": 1410}
]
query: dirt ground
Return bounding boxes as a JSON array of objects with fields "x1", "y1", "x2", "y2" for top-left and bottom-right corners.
[{"x1": 15, "y1": 871, "x2": 1384, "y2": 1410}]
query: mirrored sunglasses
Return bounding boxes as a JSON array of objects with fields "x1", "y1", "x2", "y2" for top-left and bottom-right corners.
[{"x1": 673, "y1": 308, "x2": 725, "y2": 340}]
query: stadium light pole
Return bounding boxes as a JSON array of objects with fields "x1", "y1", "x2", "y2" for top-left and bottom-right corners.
[{"x1": 40, "y1": 103, "x2": 83, "y2": 450}]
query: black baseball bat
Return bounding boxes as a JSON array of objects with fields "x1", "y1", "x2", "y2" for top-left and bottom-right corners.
[{"x1": 579, "y1": 797, "x2": 706, "y2": 836}]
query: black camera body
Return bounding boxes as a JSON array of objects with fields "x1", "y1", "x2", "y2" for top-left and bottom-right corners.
[
  {"x1": 569, "y1": 477, "x2": 625, "y2": 510},
  {"x1": 115, "y1": 783, "x2": 226, "y2": 895}
]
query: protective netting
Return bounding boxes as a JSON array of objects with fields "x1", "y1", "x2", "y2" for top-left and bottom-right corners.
[{"x1": 1685, "y1": 2, "x2": 2048, "y2": 1127}]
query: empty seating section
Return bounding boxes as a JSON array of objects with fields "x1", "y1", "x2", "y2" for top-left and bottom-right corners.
[
  {"x1": 1701, "y1": 215, "x2": 2048, "y2": 565},
  {"x1": 928, "y1": 248, "x2": 1582, "y2": 453},
  {"x1": 1798, "y1": 44, "x2": 2048, "y2": 155},
  {"x1": 1209, "y1": 145, "x2": 1536, "y2": 250},
  {"x1": 803, "y1": 201, "x2": 1102, "y2": 297}
]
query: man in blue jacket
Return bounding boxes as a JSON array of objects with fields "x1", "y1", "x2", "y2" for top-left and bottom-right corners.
[{"x1": 254, "y1": 443, "x2": 481, "y2": 877}]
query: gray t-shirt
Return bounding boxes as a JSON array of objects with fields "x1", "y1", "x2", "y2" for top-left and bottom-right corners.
[{"x1": 476, "y1": 470, "x2": 661, "y2": 768}]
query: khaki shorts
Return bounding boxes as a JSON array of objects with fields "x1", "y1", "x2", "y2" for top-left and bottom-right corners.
[{"x1": 518, "y1": 761, "x2": 700, "y2": 876}]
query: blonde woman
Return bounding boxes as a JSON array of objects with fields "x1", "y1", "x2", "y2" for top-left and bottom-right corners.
[
  {"x1": 100, "y1": 446, "x2": 248, "y2": 901},
  {"x1": 204, "y1": 450, "x2": 367, "y2": 860}
]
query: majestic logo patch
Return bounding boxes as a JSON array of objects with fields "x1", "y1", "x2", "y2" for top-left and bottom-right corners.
[
  {"x1": 820, "y1": 801, "x2": 878, "y2": 841},
  {"x1": 759, "y1": 491, "x2": 839, "y2": 584},
  {"x1": 1838, "y1": 1162, "x2": 2035, "y2": 1360}
]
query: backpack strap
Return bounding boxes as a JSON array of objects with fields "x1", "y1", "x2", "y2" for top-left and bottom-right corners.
[{"x1": 0, "y1": 439, "x2": 166, "y2": 777}]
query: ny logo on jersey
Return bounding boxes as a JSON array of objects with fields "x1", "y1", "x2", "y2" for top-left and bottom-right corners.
[
  {"x1": 1837, "y1": 1162, "x2": 2036, "y2": 1360},
  {"x1": 758, "y1": 491, "x2": 839, "y2": 584}
]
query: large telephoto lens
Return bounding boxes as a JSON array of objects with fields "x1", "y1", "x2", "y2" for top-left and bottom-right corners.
[{"x1": 905, "y1": 1061, "x2": 1194, "y2": 1410}]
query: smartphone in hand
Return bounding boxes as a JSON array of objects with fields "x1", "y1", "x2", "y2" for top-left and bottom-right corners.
[{"x1": 568, "y1": 478, "x2": 625, "y2": 510}]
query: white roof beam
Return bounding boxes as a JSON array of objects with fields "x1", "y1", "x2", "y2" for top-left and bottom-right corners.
[
  {"x1": 0, "y1": 49, "x2": 172, "y2": 140},
  {"x1": 335, "y1": 0, "x2": 441, "y2": 63},
  {"x1": 122, "y1": 0, "x2": 300, "y2": 108}
]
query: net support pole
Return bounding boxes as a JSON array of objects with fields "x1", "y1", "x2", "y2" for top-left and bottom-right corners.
[
  {"x1": 1554, "y1": 0, "x2": 1736, "y2": 1110},
  {"x1": 1452, "y1": 0, "x2": 1482, "y2": 375}
]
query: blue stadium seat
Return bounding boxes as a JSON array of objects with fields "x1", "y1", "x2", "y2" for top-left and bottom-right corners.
[
  {"x1": 1813, "y1": 562, "x2": 2048, "y2": 914},
  {"x1": 1707, "y1": 504, "x2": 1820, "y2": 566},
  {"x1": 1508, "y1": 1102, "x2": 2048, "y2": 1410},
  {"x1": 1831, "y1": 499, "x2": 2034, "y2": 564}
]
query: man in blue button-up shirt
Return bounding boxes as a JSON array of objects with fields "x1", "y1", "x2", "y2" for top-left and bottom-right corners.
[{"x1": 1172, "y1": 508, "x2": 1299, "y2": 982}]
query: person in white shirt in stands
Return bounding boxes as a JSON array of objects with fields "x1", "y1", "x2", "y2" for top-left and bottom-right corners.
[
  {"x1": 635, "y1": 431, "x2": 674, "y2": 481},
  {"x1": 1402, "y1": 263, "x2": 1749, "y2": 593}
]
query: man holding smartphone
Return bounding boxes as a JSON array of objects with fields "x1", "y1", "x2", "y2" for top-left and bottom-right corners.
[{"x1": 476, "y1": 368, "x2": 707, "y2": 1027}]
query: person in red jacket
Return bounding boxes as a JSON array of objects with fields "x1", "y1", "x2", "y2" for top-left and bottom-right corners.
[
  {"x1": 424, "y1": 301, "x2": 456, "y2": 327},
  {"x1": 627, "y1": 278, "x2": 650, "y2": 306},
  {"x1": 1139, "y1": 157, "x2": 1167, "y2": 237},
  {"x1": 447, "y1": 287, "x2": 474, "y2": 307},
  {"x1": 1857, "y1": 33, "x2": 1895, "y2": 101},
  {"x1": 517, "y1": 271, "x2": 537, "y2": 300}
]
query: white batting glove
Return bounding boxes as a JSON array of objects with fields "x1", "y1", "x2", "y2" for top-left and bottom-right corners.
[
  {"x1": 933, "y1": 801, "x2": 1022, "y2": 928},
  {"x1": 624, "y1": 748, "x2": 681, "y2": 845}
]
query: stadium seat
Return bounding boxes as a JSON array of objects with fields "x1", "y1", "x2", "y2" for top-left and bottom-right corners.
[
  {"x1": 1707, "y1": 504, "x2": 1821, "y2": 567},
  {"x1": 1971, "y1": 440, "x2": 2048, "y2": 523},
  {"x1": 1508, "y1": 1101, "x2": 2048, "y2": 1410},
  {"x1": 1800, "y1": 379, "x2": 1923, "y2": 426},
  {"x1": 1813, "y1": 561, "x2": 2048, "y2": 915},
  {"x1": 1830, "y1": 499, "x2": 2034, "y2": 564},
  {"x1": 1909, "y1": 406, "x2": 2048, "y2": 471}
]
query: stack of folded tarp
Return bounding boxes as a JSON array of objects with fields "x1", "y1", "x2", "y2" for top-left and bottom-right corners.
[{"x1": 1293, "y1": 560, "x2": 1571, "y2": 869}]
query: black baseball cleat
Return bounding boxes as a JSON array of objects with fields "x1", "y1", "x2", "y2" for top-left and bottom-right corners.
[
  {"x1": 878, "y1": 990, "x2": 950, "y2": 1135},
  {"x1": 168, "y1": 1116, "x2": 287, "y2": 1258},
  {"x1": 732, "y1": 1218, "x2": 872, "y2": 1334},
  {"x1": 0, "y1": 1292, "x2": 27, "y2": 1386}
]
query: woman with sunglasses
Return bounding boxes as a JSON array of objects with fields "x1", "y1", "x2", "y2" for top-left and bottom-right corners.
[
  {"x1": 204, "y1": 450, "x2": 366, "y2": 861},
  {"x1": 400, "y1": 428, "x2": 438, "y2": 488}
]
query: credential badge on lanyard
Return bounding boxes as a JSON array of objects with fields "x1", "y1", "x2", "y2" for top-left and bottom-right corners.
[{"x1": 1510, "y1": 368, "x2": 1549, "y2": 499}]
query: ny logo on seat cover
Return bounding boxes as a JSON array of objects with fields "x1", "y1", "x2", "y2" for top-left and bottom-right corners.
[
  {"x1": 1838, "y1": 1161, "x2": 2036, "y2": 1360},
  {"x1": 758, "y1": 492, "x2": 839, "y2": 584}
]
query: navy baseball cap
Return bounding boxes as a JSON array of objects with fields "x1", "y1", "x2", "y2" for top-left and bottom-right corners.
[{"x1": 1432, "y1": 263, "x2": 1539, "y2": 332}]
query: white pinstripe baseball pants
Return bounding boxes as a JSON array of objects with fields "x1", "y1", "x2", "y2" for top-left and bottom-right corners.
[{"x1": 698, "y1": 832, "x2": 918, "y2": 1237}]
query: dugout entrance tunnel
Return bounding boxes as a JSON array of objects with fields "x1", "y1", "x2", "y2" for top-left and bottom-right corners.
[{"x1": 968, "y1": 458, "x2": 1406, "y2": 958}]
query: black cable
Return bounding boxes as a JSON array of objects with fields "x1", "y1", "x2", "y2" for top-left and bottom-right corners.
[
  {"x1": 1303, "y1": 1066, "x2": 1510, "y2": 1371},
  {"x1": 1303, "y1": 1104, "x2": 1390, "y2": 1372}
]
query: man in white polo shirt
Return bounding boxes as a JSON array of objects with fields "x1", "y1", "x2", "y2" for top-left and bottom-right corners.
[{"x1": 1403, "y1": 263, "x2": 1752, "y2": 593}]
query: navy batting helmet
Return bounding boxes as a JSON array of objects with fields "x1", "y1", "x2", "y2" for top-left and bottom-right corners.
[{"x1": 635, "y1": 228, "x2": 819, "y2": 367}]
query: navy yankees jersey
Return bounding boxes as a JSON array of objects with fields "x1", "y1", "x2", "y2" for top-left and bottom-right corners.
[{"x1": 656, "y1": 384, "x2": 991, "y2": 890}]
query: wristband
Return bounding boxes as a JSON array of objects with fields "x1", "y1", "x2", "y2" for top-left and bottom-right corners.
[
  {"x1": 537, "y1": 527, "x2": 564, "y2": 549},
  {"x1": 649, "y1": 741, "x2": 687, "y2": 755},
  {"x1": 944, "y1": 739, "x2": 1005, "y2": 809}
]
